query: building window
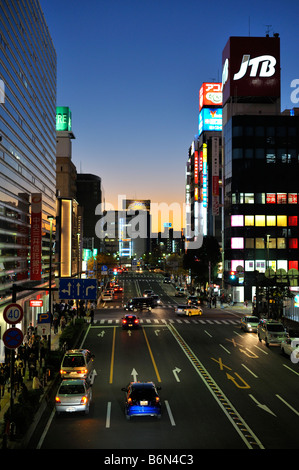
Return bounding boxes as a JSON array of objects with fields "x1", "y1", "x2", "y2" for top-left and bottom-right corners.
[
  {"x1": 266, "y1": 193, "x2": 276, "y2": 203},
  {"x1": 289, "y1": 238, "x2": 298, "y2": 249},
  {"x1": 245, "y1": 238, "x2": 254, "y2": 248},
  {"x1": 277, "y1": 238, "x2": 286, "y2": 249},
  {"x1": 244, "y1": 193, "x2": 254, "y2": 204},
  {"x1": 231, "y1": 260, "x2": 244, "y2": 271},
  {"x1": 255, "y1": 238, "x2": 265, "y2": 249},
  {"x1": 266, "y1": 215, "x2": 276, "y2": 226},
  {"x1": 231, "y1": 237, "x2": 244, "y2": 249},
  {"x1": 245, "y1": 260, "x2": 255, "y2": 271},
  {"x1": 277, "y1": 193, "x2": 287, "y2": 204},
  {"x1": 277, "y1": 216, "x2": 287, "y2": 226},
  {"x1": 288, "y1": 216, "x2": 298, "y2": 226},
  {"x1": 231, "y1": 215, "x2": 244, "y2": 226},
  {"x1": 255, "y1": 215, "x2": 265, "y2": 226},
  {"x1": 245, "y1": 215, "x2": 254, "y2": 226},
  {"x1": 256, "y1": 260, "x2": 266, "y2": 272},
  {"x1": 288, "y1": 193, "x2": 298, "y2": 204},
  {"x1": 289, "y1": 261, "x2": 298, "y2": 270}
]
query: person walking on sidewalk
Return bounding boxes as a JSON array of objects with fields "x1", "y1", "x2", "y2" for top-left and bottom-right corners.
[
  {"x1": 0, "y1": 367, "x2": 6, "y2": 397},
  {"x1": 32, "y1": 372, "x2": 43, "y2": 391}
]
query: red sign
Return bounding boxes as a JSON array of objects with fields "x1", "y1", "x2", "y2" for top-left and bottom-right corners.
[
  {"x1": 194, "y1": 150, "x2": 199, "y2": 184},
  {"x1": 3, "y1": 303, "x2": 24, "y2": 324},
  {"x1": 199, "y1": 83, "x2": 222, "y2": 112},
  {"x1": 222, "y1": 36, "x2": 280, "y2": 106},
  {"x1": 30, "y1": 300, "x2": 43, "y2": 307},
  {"x1": 30, "y1": 193, "x2": 42, "y2": 280}
]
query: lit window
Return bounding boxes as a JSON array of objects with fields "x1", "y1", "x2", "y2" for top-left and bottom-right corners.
[
  {"x1": 245, "y1": 238, "x2": 254, "y2": 248},
  {"x1": 288, "y1": 193, "x2": 298, "y2": 204},
  {"x1": 231, "y1": 260, "x2": 244, "y2": 271},
  {"x1": 289, "y1": 238, "x2": 298, "y2": 249},
  {"x1": 231, "y1": 215, "x2": 244, "y2": 226},
  {"x1": 244, "y1": 193, "x2": 254, "y2": 204},
  {"x1": 255, "y1": 238, "x2": 265, "y2": 248},
  {"x1": 277, "y1": 193, "x2": 287, "y2": 204},
  {"x1": 255, "y1": 260, "x2": 265, "y2": 273},
  {"x1": 266, "y1": 215, "x2": 276, "y2": 226},
  {"x1": 277, "y1": 216, "x2": 287, "y2": 226},
  {"x1": 288, "y1": 216, "x2": 298, "y2": 226},
  {"x1": 245, "y1": 260, "x2": 254, "y2": 271},
  {"x1": 245, "y1": 215, "x2": 254, "y2": 226},
  {"x1": 277, "y1": 260, "x2": 288, "y2": 271},
  {"x1": 277, "y1": 238, "x2": 286, "y2": 249},
  {"x1": 231, "y1": 237, "x2": 244, "y2": 249},
  {"x1": 266, "y1": 193, "x2": 276, "y2": 203},
  {"x1": 289, "y1": 261, "x2": 298, "y2": 270},
  {"x1": 255, "y1": 215, "x2": 265, "y2": 226}
]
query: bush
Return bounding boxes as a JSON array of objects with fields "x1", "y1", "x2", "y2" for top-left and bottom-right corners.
[{"x1": 59, "y1": 318, "x2": 87, "y2": 349}]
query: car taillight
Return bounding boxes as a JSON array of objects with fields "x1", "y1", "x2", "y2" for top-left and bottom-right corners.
[
  {"x1": 60, "y1": 369, "x2": 66, "y2": 375},
  {"x1": 122, "y1": 319, "x2": 127, "y2": 324},
  {"x1": 81, "y1": 396, "x2": 88, "y2": 405},
  {"x1": 128, "y1": 397, "x2": 132, "y2": 403},
  {"x1": 55, "y1": 396, "x2": 61, "y2": 403},
  {"x1": 155, "y1": 397, "x2": 160, "y2": 403},
  {"x1": 134, "y1": 319, "x2": 139, "y2": 324}
]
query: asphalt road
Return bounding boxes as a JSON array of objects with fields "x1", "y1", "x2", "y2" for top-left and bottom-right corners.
[{"x1": 29, "y1": 273, "x2": 299, "y2": 451}]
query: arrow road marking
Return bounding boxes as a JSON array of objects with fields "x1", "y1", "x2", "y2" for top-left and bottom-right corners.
[
  {"x1": 173, "y1": 367, "x2": 181, "y2": 382},
  {"x1": 131, "y1": 368, "x2": 138, "y2": 382},
  {"x1": 249, "y1": 394, "x2": 276, "y2": 416},
  {"x1": 97, "y1": 331, "x2": 105, "y2": 337}
]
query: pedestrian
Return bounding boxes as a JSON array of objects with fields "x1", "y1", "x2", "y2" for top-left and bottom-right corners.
[
  {"x1": 28, "y1": 352, "x2": 37, "y2": 380},
  {"x1": 60, "y1": 315, "x2": 66, "y2": 331},
  {"x1": 0, "y1": 368, "x2": 6, "y2": 397},
  {"x1": 32, "y1": 371, "x2": 43, "y2": 391},
  {"x1": 90, "y1": 308, "x2": 94, "y2": 324}
]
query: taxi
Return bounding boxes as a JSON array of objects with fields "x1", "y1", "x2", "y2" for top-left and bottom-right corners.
[{"x1": 176, "y1": 305, "x2": 202, "y2": 316}]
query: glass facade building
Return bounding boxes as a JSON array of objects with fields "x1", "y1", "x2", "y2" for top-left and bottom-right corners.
[{"x1": 0, "y1": 0, "x2": 56, "y2": 333}]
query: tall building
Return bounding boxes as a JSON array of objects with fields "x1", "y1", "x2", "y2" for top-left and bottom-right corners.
[
  {"x1": 0, "y1": 0, "x2": 56, "y2": 333},
  {"x1": 221, "y1": 35, "x2": 299, "y2": 308}
]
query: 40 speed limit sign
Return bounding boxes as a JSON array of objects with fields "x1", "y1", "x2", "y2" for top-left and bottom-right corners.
[{"x1": 3, "y1": 303, "x2": 24, "y2": 325}]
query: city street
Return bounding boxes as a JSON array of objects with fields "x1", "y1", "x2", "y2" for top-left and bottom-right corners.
[{"x1": 28, "y1": 273, "x2": 299, "y2": 450}]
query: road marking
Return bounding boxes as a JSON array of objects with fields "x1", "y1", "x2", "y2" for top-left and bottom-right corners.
[
  {"x1": 142, "y1": 327, "x2": 161, "y2": 383},
  {"x1": 167, "y1": 323, "x2": 264, "y2": 449},
  {"x1": 219, "y1": 344, "x2": 231, "y2": 354},
  {"x1": 106, "y1": 402, "x2": 112, "y2": 428},
  {"x1": 276, "y1": 395, "x2": 299, "y2": 416},
  {"x1": 109, "y1": 327, "x2": 116, "y2": 384},
  {"x1": 165, "y1": 400, "x2": 176, "y2": 426},
  {"x1": 241, "y1": 364, "x2": 258, "y2": 378},
  {"x1": 282, "y1": 364, "x2": 299, "y2": 376}
]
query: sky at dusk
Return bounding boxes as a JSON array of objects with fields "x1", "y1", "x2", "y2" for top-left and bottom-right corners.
[{"x1": 40, "y1": 0, "x2": 299, "y2": 231}]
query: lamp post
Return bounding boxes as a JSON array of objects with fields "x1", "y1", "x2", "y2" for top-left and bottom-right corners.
[{"x1": 47, "y1": 215, "x2": 54, "y2": 350}]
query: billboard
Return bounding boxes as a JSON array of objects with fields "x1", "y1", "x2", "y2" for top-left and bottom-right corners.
[
  {"x1": 222, "y1": 36, "x2": 280, "y2": 105},
  {"x1": 30, "y1": 193, "x2": 42, "y2": 281},
  {"x1": 198, "y1": 108, "x2": 222, "y2": 135},
  {"x1": 56, "y1": 106, "x2": 72, "y2": 131},
  {"x1": 199, "y1": 83, "x2": 222, "y2": 112}
]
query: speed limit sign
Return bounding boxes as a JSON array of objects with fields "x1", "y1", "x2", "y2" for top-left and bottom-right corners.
[{"x1": 3, "y1": 303, "x2": 24, "y2": 324}]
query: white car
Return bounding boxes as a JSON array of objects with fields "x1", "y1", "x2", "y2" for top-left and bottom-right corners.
[
  {"x1": 257, "y1": 320, "x2": 289, "y2": 347},
  {"x1": 101, "y1": 291, "x2": 113, "y2": 301},
  {"x1": 55, "y1": 379, "x2": 92, "y2": 415},
  {"x1": 240, "y1": 315, "x2": 259, "y2": 332},
  {"x1": 280, "y1": 337, "x2": 299, "y2": 359}
]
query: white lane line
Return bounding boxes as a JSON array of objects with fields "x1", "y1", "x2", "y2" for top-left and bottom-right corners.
[
  {"x1": 276, "y1": 395, "x2": 299, "y2": 416},
  {"x1": 106, "y1": 401, "x2": 112, "y2": 428},
  {"x1": 165, "y1": 400, "x2": 176, "y2": 426}
]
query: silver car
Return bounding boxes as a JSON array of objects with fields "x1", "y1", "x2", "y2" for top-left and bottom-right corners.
[
  {"x1": 60, "y1": 349, "x2": 95, "y2": 380},
  {"x1": 55, "y1": 379, "x2": 92, "y2": 415}
]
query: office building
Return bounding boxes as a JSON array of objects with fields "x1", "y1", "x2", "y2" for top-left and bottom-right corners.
[{"x1": 0, "y1": 0, "x2": 56, "y2": 333}]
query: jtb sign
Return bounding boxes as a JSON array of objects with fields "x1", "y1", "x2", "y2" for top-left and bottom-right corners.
[{"x1": 222, "y1": 36, "x2": 280, "y2": 105}]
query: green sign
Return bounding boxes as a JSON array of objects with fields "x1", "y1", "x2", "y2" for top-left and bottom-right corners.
[{"x1": 56, "y1": 106, "x2": 72, "y2": 131}]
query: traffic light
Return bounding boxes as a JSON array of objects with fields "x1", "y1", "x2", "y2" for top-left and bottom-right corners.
[{"x1": 230, "y1": 271, "x2": 236, "y2": 280}]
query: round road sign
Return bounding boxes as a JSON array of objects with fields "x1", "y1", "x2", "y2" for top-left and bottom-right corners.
[
  {"x1": 3, "y1": 327, "x2": 24, "y2": 349},
  {"x1": 3, "y1": 303, "x2": 24, "y2": 324}
]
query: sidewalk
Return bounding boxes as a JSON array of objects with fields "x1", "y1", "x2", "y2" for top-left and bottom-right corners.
[{"x1": 0, "y1": 326, "x2": 62, "y2": 447}]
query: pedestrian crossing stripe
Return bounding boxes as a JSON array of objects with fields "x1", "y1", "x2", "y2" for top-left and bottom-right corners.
[{"x1": 92, "y1": 318, "x2": 240, "y2": 326}]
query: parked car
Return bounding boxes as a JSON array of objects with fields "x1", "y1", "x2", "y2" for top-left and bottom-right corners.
[
  {"x1": 240, "y1": 315, "x2": 259, "y2": 332},
  {"x1": 257, "y1": 320, "x2": 289, "y2": 347},
  {"x1": 55, "y1": 379, "x2": 92, "y2": 415}
]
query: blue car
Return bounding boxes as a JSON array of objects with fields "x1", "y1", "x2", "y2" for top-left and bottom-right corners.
[{"x1": 121, "y1": 382, "x2": 162, "y2": 420}]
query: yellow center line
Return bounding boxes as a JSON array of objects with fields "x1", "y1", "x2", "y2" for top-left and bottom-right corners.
[
  {"x1": 109, "y1": 326, "x2": 116, "y2": 384},
  {"x1": 142, "y1": 327, "x2": 161, "y2": 383}
]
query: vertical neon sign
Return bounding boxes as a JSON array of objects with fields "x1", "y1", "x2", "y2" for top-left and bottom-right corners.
[{"x1": 202, "y1": 144, "x2": 208, "y2": 208}]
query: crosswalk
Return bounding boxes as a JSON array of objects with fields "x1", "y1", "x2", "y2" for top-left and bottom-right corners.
[{"x1": 93, "y1": 317, "x2": 241, "y2": 326}]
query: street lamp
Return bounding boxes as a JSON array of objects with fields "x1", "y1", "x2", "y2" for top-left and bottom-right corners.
[{"x1": 47, "y1": 215, "x2": 54, "y2": 350}]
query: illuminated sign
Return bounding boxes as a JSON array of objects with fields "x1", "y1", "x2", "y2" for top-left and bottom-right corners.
[
  {"x1": 202, "y1": 144, "x2": 208, "y2": 208},
  {"x1": 30, "y1": 193, "x2": 42, "y2": 281},
  {"x1": 194, "y1": 151, "x2": 199, "y2": 184},
  {"x1": 199, "y1": 83, "x2": 222, "y2": 112},
  {"x1": 30, "y1": 300, "x2": 43, "y2": 307},
  {"x1": 222, "y1": 36, "x2": 280, "y2": 105},
  {"x1": 198, "y1": 108, "x2": 222, "y2": 135},
  {"x1": 56, "y1": 106, "x2": 72, "y2": 131}
]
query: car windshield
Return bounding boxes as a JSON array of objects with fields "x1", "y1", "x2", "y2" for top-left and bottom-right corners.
[
  {"x1": 62, "y1": 355, "x2": 85, "y2": 367},
  {"x1": 59, "y1": 384, "x2": 85, "y2": 394},
  {"x1": 267, "y1": 324, "x2": 285, "y2": 332},
  {"x1": 246, "y1": 317, "x2": 259, "y2": 322}
]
